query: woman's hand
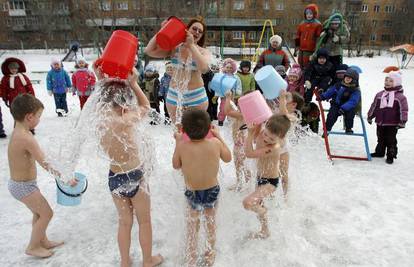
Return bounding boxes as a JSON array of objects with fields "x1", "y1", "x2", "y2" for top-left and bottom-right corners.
[{"x1": 184, "y1": 30, "x2": 195, "y2": 48}]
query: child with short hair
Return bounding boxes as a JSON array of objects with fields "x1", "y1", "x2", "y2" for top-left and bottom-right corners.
[
  {"x1": 71, "y1": 56, "x2": 96, "y2": 110},
  {"x1": 224, "y1": 91, "x2": 252, "y2": 191},
  {"x1": 318, "y1": 68, "x2": 361, "y2": 134},
  {"x1": 217, "y1": 58, "x2": 242, "y2": 126},
  {"x1": 46, "y1": 58, "x2": 72, "y2": 116},
  {"x1": 98, "y1": 69, "x2": 163, "y2": 267},
  {"x1": 159, "y1": 61, "x2": 172, "y2": 124},
  {"x1": 367, "y1": 71, "x2": 408, "y2": 164},
  {"x1": 243, "y1": 114, "x2": 291, "y2": 239},
  {"x1": 7, "y1": 94, "x2": 76, "y2": 258},
  {"x1": 172, "y1": 109, "x2": 232, "y2": 266}
]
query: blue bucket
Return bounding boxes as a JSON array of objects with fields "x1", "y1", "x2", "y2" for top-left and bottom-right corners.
[
  {"x1": 56, "y1": 172, "x2": 88, "y2": 206},
  {"x1": 209, "y1": 73, "x2": 237, "y2": 97},
  {"x1": 254, "y1": 65, "x2": 287, "y2": 100},
  {"x1": 348, "y1": 65, "x2": 363, "y2": 74}
]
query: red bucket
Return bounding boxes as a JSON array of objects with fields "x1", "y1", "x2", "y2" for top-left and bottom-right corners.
[
  {"x1": 99, "y1": 30, "x2": 138, "y2": 79},
  {"x1": 156, "y1": 17, "x2": 187, "y2": 50}
]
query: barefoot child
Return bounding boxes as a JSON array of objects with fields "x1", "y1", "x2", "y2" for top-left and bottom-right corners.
[
  {"x1": 242, "y1": 114, "x2": 291, "y2": 239},
  {"x1": 98, "y1": 69, "x2": 163, "y2": 267},
  {"x1": 224, "y1": 91, "x2": 252, "y2": 191},
  {"x1": 7, "y1": 94, "x2": 75, "y2": 258},
  {"x1": 172, "y1": 109, "x2": 232, "y2": 266}
]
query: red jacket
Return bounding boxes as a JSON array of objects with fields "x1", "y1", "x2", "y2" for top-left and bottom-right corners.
[
  {"x1": 0, "y1": 58, "x2": 34, "y2": 106},
  {"x1": 295, "y1": 4, "x2": 322, "y2": 52},
  {"x1": 72, "y1": 68, "x2": 96, "y2": 96}
]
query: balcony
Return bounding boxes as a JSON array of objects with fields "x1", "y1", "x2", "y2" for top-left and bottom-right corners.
[
  {"x1": 9, "y1": 9, "x2": 26, "y2": 16},
  {"x1": 12, "y1": 24, "x2": 40, "y2": 32}
]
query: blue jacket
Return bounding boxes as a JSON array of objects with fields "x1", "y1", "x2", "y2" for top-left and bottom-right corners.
[
  {"x1": 321, "y1": 83, "x2": 361, "y2": 111},
  {"x1": 47, "y1": 68, "x2": 72, "y2": 94},
  {"x1": 159, "y1": 73, "x2": 171, "y2": 98}
]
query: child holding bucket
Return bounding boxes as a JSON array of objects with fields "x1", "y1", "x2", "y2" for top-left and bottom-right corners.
[
  {"x1": 172, "y1": 108, "x2": 232, "y2": 266},
  {"x1": 224, "y1": 91, "x2": 252, "y2": 192},
  {"x1": 217, "y1": 58, "x2": 242, "y2": 126},
  {"x1": 7, "y1": 94, "x2": 77, "y2": 258},
  {"x1": 97, "y1": 68, "x2": 163, "y2": 267},
  {"x1": 144, "y1": 16, "x2": 212, "y2": 125},
  {"x1": 243, "y1": 113, "x2": 291, "y2": 239}
]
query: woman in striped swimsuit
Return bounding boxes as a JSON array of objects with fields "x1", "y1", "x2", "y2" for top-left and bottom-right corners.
[{"x1": 145, "y1": 16, "x2": 212, "y2": 124}]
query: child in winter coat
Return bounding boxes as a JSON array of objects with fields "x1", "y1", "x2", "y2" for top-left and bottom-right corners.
[
  {"x1": 318, "y1": 68, "x2": 361, "y2": 134},
  {"x1": 295, "y1": 4, "x2": 322, "y2": 69},
  {"x1": 46, "y1": 58, "x2": 72, "y2": 116},
  {"x1": 287, "y1": 63, "x2": 305, "y2": 97},
  {"x1": 71, "y1": 56, "x2": 96, "y2": 110},
  {"x1": 159, "y1": 61, "x2": 172, "y2": 124},
  {"x1": 217, "y1": 58, "x2": 242, "y2": 126},
  {"x1": 236, "y1": 60, "x2": 255, "y2": 95},
  {"x1": 367, "y1": 71, "x2": 408, "y2": 164},
  {"x1": 304, "y1": 48, "x2": 335, "y2": 103},
  {"x1": 1, "y1": 57, "x2": 35, "y2": 108},
  {"x1": 140, "y1": 65, "x2": 160, "y2": 124},
  {"x1": 204, "y1": 64, "x2": 220, "y2": 121}
]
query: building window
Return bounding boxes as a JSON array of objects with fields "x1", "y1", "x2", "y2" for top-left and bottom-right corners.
[
  {"x1": 232, "y1": 31, "x2": 243, "y2": 39},
  {"x1": 207, "y1": 31, "x2": 215, "y2": 39},
  {"x1": 9, "y1": 1, "x2": 25, "y2": 10},
  {"x1": 384, "y1": 20, "x2": 392, "y2": 27},
  {"x1": 292, "y1": 18, "x2": 298, "y2": 25},
  {"x1": 385, "y1": 5, "x2": 395, "y2": 13},
  {"x1": 248, "y1": 31, "x2": 257, "y2": 40},
  {"x1": 361, "y1": 4, "x2": 368, "y2": 12},
  {"x1": 274, "y1": 18, "x2": 282, "y2": 25},
  {"x1": 132, "y1": 0, "x2": 140, "y2": 9},
  {"x1": 116, "y1": 1, "x2": 128, "y2": 10},
  {"x1": 373, "y1": 5, "x2": 379, "y2": 12},
  {"x1": 370, "y1": 34, "x2": 376, "y2": 41},
  {"x1": 372, "y1": 20, "x2": 377, "y2": 27},
  {"x1": 401, "y1": 7, "x2": 408, "y2": 13},
  {"x1": 59, "y1": 2, "x2": 69, "y2": 11},
  {"x1": 275, "y1": 2, "x2": 284, "y2": 11},
  {"x1": 233, "y1": 0, "x2": 244, "y2": 10},
  {"x1": 381, "y1": 34, "x2": 391, "y2": 41},
  {"x1": 2, "y1": 2, "x2": 9, "y2": 11},
  {"x1": 100, "y1": 1, "x2": 111, "y2": 11},
  {"x1": 6, "y1": 17, "x2": 12, "y2": 26},
  {"x1": 263, "y1": 0, "x2": 269, "y2": 10}
]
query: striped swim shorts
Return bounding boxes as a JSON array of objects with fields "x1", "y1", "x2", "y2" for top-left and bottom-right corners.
[{"x1": 166, "y1": 87, "x2": 208, "y2": 107}]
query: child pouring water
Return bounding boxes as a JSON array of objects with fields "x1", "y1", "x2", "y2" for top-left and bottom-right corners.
[
  {"x1": 7, "y1": 94, "x2": 77, "y2": 258},
  {"x1": 172, "y1": 109, "x2": 232, "y2": 266}
]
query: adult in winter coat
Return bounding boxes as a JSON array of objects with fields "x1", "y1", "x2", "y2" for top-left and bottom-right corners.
[
  {"x1": 46, "y1": 58, "x2": 72, "y2": 116},
  {"x1": 314, "y1": 13, "x2": 350, "y2": 68},
  {"x1": 367, "y1": 71, "x2": 408, "y2": 164},
  {"x1": 0, "y1": 57, "x2": 34, "y2": 107},
  {"x1": 72, "y1": 56, "x2": 96, "y2": 110},
  {"x1": 257, "y1": 35, "x2": 290, "y2": 70},
  {"x1": 295, "y1": 4, "x2": 322, "y2": 69}
]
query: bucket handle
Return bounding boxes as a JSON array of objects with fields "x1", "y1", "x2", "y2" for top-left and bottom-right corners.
[{"x1": 55, "y1": 179, "x2": 88, "y2": 197}]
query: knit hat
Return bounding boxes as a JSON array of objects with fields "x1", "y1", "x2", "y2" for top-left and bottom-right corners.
[
  {"x1": 344, "y1": 68, "x2": 359, "y2": 82},
  {"x1": 330, "y1": 15, "x2": 341, "y2": 24},
  {"x1": 316, "y1": 48, "x2": 329, "y2": 59},
  {"x1": 145, "y1": 64, "x2": 156, "y2": 73},
  {"x1": 51, "y1": 57, "x2": 61, "y2": 65},
  {"x1": 8, "y1": 62, "x2": 19, "y2": 69},
  {"x1": 386, "y1": 71, "x2": 402, "y2": 87},
  {"x1": 288, "y1": 63, "x2": 302, "y2": 78},
  {"x1": 304, "y1": 4, "x2": 319, "y2": 19},
  {"x1": 240, "y1": 60, "x2": 251, "y2": 71},
  {"x1": 76, "y1": 56, "x2": 87, "y2": 65},
  {"x1": 274, "y1": 65, "x2": 286, "y2": 76},
  {"x1": 222, "y1": 58, "x2": 237, "y2": 74},
  {"x1": 336, "y1": 64, "x2": 348, "y2": 74},
  {"x1": 269, "y1": 35, "x2": 282, "y2": 45}
]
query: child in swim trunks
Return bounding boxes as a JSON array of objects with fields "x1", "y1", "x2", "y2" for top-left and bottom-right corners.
[
  {"x1": 7, "y1": 94, "x2": 76, "y2": 258},
  {"x1": 224, "y1": 91, "x2": 252, "y2": 192},
  {"x1": 243, "y1": 114, "x2": 291, "y2": 239},
  {"x1": 172, "y1": 109, "x2": 232, "y2": 267},
  {"x1": 97, "y1": 68, "x2": 163, "y2": 267}
]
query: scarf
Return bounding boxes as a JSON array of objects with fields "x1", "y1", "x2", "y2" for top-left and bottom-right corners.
[
  {"x1": 380, "y1": 89, "x2": 396, "y2": 109},
  {"x1": 9, "y1": 73, "x2": 27, "y2": 89}
]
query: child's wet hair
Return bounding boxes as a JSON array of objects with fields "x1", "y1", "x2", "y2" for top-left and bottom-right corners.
[
  {"x1": 182, "y1": 108, "x2": 211, "y2": 140},
  {"x1": 291, "y1": 92, "x2": 304, "y2": 111},
  {"x1": 99, "y1": 80, "x2": 134, "y2": 108},
  {"x1": 10, "y1": 94, "x2": 44, "y2": 122},
  {"x1": 265, "y1": 114, "x2": 291, "y2": 138}
]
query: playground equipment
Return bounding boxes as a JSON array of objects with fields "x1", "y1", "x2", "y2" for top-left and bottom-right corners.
[
  {"x1": 315, "y1": 91, "x2": 371, "y2": 162},
  {"x1": 389, "y1": 44, "x2": 414, "y2": 69}
]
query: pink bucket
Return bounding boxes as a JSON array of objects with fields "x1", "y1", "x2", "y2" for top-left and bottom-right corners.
[{"x1": 238, "y1": 91, "x2": 273, "y2": 125}]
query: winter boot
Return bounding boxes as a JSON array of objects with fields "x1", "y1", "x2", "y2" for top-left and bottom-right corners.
[
  {"x1": 386, "y1": 156, "x2": 394, "y2": 164},
  {"x1": 345, "y1": 128, "x2": 354, "y2": 134}
]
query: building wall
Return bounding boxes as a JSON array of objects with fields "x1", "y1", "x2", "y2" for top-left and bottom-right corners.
[{"x1": 0, "y1": 0, "x2": 411, "y2": 50}]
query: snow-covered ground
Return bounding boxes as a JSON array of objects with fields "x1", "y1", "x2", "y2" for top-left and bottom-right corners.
[{"x1": 0, "y1": 52, "x2": 413, "y2": 267}]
